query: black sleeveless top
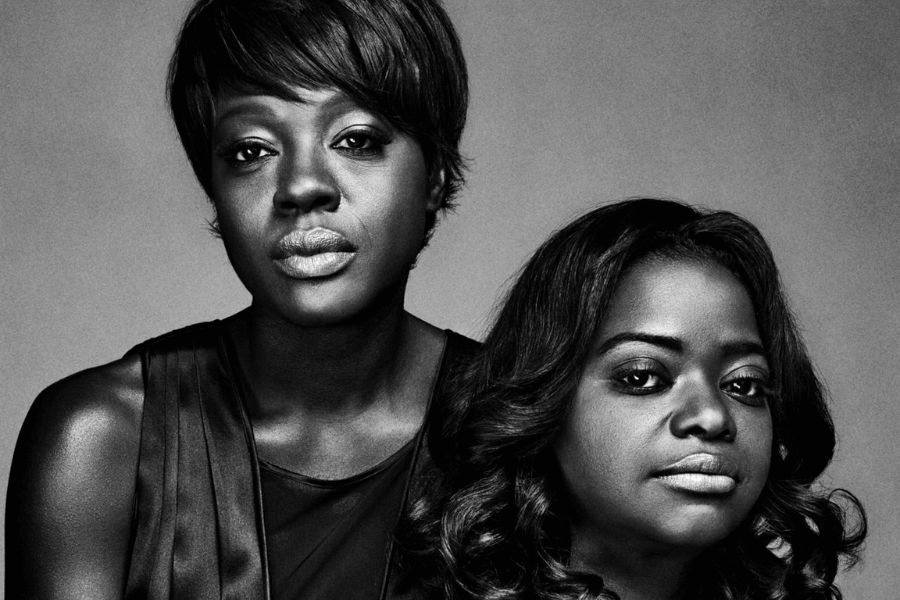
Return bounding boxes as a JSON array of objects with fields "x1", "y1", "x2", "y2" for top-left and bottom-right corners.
[{"x1": 123, "y1": 320, "x2": 477, "y2": 600}]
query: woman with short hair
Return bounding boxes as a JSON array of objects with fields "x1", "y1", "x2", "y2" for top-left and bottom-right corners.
[{"x1": 6, "y1": 1, "x2": 475, "y2": 598}]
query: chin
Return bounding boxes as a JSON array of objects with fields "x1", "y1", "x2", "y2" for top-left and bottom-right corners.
[
  {"x1": 652, "y1": 507, "x2": 746, "y2": 550},
  {"x1": 279, "y1": 281, "x2": 401, "y2": 326},
  {"x1": 244, "y1": 262, "x2": 411, "y2": 328},
  {"x1": 278, "y1": 297, "x2": 372, "y2": 327}
]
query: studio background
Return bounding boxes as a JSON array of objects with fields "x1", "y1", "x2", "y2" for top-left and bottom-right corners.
[{"x1": 1, "y1": 0, "x2": 897, "y2": 596}]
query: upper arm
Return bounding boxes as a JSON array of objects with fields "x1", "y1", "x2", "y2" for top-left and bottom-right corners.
[{"x1": 5, "y1": 356, "x2": 144, "y2": 600}]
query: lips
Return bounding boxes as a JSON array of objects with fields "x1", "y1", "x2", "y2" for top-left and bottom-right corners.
[
  {"x1": 653, "y1": 453, "x2": 740, "y2": 495},
  {"x1": 273, "y1": 228, "x2": 357, "y2": 279},
  {"x1": 275, "y1": 228, "x2": 357, "y2": 256}
]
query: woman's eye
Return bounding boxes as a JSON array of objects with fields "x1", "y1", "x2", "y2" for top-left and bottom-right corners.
[
  {"x1": 611, "y1": 363, "x2": 670, "y2": 395},
  {"x1": 623, "y1": 372, "x2": 660, "y2": 388},
  {"x1": 218, "y1": 142, "x2": 276, "y2": 165},
  {"x1": 340, "y1": 135, "x2": 373, "y2": 149},
  {"x1": 235, "y1": 145, "x2": 271, "y2": 162},
  {"x1": 722, "y1": 377, "x2": 771, "y2": 406},
  {"x1": 333, "y1": 129, "x2": 389, "y2": 157}
]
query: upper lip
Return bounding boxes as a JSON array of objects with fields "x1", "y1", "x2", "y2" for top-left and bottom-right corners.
[
  {"x1": 273, "y1": 227, "x2": 357, "y2": 258},
  {"x1": 654, "y1": 453, "x2": 740, "y2": 480}
]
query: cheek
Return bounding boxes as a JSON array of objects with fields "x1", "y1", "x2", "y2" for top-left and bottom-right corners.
[
  {"x1": 738, "y1": 409, "x2": 774, "y2": 506},
  {"x1": 210, "y1": 162, "x2": 269, "y2": 208},
  {"x1": 348, "y1": 167, "x2": 431, "y2": 252},
  {"x1": 215, "y1": 207, "x2": 264, "y2": 258},
  {"x1": 553, "y1": 411, "x2": 642, "y2": 510},
  {"x1": 380, "y1": 146, "x2": 431, "y2": 211},
  {"x1": 748, "y1": 410, "x2": 773, "y2": 471}
]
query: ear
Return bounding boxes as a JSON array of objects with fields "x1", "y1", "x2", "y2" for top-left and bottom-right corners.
[{"x1": 425, "y1": 166, "x2": 446, "y2": 213}]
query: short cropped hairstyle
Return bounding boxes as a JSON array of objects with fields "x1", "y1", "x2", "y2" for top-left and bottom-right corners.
[{"x1": 168, "y1": 0, "x2": 469, "y2": 223}]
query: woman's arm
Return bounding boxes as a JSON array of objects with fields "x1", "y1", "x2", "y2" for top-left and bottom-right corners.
[{"x1": 5, "y1": 356, "x2": 144, "y2": 600}]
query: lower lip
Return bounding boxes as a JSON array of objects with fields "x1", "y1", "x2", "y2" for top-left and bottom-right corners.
[
  {"x1": 276, "y1": 252, "x2": 356, "y2": 279},
  {"x1": 656, "y1": 473, "x2": 737, "y2": 494}
]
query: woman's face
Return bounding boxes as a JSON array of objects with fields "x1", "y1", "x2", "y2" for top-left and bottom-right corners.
[
  {"x1": 553, "y1": 258, "x2": 773, "y2": 562},
  {"x1": 209, "y1": 87, "x2": 442, "y2": 326}
]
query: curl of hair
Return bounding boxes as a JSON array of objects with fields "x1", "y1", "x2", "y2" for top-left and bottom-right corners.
[
  {"x1": 168, "y1": 0, "x2": 468, "y2": 234},
  {"x1": 396, "y1": 198, "x2": 866, "y2": 599}
]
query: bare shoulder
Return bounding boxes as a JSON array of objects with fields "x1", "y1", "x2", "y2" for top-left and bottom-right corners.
[
  {"x1": 12, "y1": 353, "x2": 144, "y2": 479},
  {"x1": 5, "y1": 354, "x2": 145, "y2": 599}
]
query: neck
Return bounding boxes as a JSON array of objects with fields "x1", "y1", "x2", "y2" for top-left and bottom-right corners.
[
  {"x1": 227, "y1": 292, "x2": 434, "y2": 418},
  {"x1": 570, "y1": 532, "x2": 700, "y2": 600}
]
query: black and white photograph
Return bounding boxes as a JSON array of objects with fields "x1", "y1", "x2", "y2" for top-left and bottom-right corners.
[{"x1": 2, "y1": 1, "x2": 898, "y2": 598}]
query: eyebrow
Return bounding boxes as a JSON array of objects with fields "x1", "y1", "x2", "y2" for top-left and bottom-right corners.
[
  {"x1": 214, "y1": 102, "x2": 282, "y2": 129},
  {"x1": 594, "y1": 333, "x2": 767, "y2": 359},
  {"x1": 718, "y1": 340, "x2": 767, "y2": 358},
  {"x1": 595, "y1": 333, "x2": 683, "y2": 356}
]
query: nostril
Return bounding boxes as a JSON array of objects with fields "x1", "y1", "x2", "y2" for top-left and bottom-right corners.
[
  {"x1": 272, "y1": 193, "x2": 308, "y2": 216},
  {"x1": 273, "y1": 173, "x2": 341, "y2": 214},
  {"x1": 274, "y1": 196, "x2": 300, "y2": 212},
  {"x1": 670, "y1": 394, "x2": 736, "y2": 441}
]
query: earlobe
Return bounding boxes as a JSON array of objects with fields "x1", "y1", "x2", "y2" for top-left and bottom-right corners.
[{"x1": 425, "y1": 167, "x2": 446, "y2": 212}]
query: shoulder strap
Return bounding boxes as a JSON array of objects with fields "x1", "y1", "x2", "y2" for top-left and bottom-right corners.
[
  {"x1": 125, "y1": 322, "x2": 269, "y2": 600},
  {"x1": 429, "y1": 331, "x2": 479, "y2": 409},
  {"x1": 379, "y1": 330, "x2": 481, "y2": 599},
  {"x1": 423, "y1": 330, "x2": 480, "y2": 464},
  {"x1": 446, "y1": 330, "x2": 480, "y2": 358}
]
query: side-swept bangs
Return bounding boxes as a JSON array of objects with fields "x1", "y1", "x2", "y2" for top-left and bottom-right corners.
[{"x1": 169, "y1": 0, "x2": 468, "y2": 209}]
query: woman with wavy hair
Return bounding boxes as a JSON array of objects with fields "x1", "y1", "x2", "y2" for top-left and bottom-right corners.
[{"x1": 399, "y1": 198, "x2": 866, "y2": 599}]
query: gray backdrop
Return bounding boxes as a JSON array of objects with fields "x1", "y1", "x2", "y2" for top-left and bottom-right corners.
[{"x1": 2, "y1": 0, "x2": 898, "y2": 596}]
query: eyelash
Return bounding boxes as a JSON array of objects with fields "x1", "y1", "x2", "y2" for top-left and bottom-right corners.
[
  {"x1": 216, "y1": 126, "x2": 391, "y2": 168},
  {"x1": 721, "y1": 373, "x2": 773, "y2": 407},
  {"x1": 217, "y1": 140, "x2": 277, "y2": 167},
  {"x1": 611, "y1": 361, "x2": 671, "y2": 396},
  {"x1": 610, "y1": 363, "x2": 773, "y2": 406},
  {"x1": 331, "y1": 127, "x2": 391, "y2": 157}
]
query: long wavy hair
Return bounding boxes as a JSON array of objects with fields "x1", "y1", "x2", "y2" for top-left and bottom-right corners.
[{"x1": 398, "y1": 198, "x2": 866, "y2": 599}]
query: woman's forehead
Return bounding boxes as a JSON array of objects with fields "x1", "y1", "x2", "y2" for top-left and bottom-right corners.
[{"x1": 596, "y1": 258, "x2": 762, "y2": 353}]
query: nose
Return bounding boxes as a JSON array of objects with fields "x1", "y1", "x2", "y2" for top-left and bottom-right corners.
[
  {"x1": 273, "y1": 145, "x2": 340, "y2": 215},
  {"x1": 669, "y1": 379, "x2": 736, "y2": 442}
]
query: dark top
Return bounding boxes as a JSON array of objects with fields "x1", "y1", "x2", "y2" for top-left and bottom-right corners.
[
  {"x1": 260, "y1": 439, "x2": 417, "y2": 599},
  {"x1": 122, "y1": 320, "x2": 477, "y2": 600}
]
